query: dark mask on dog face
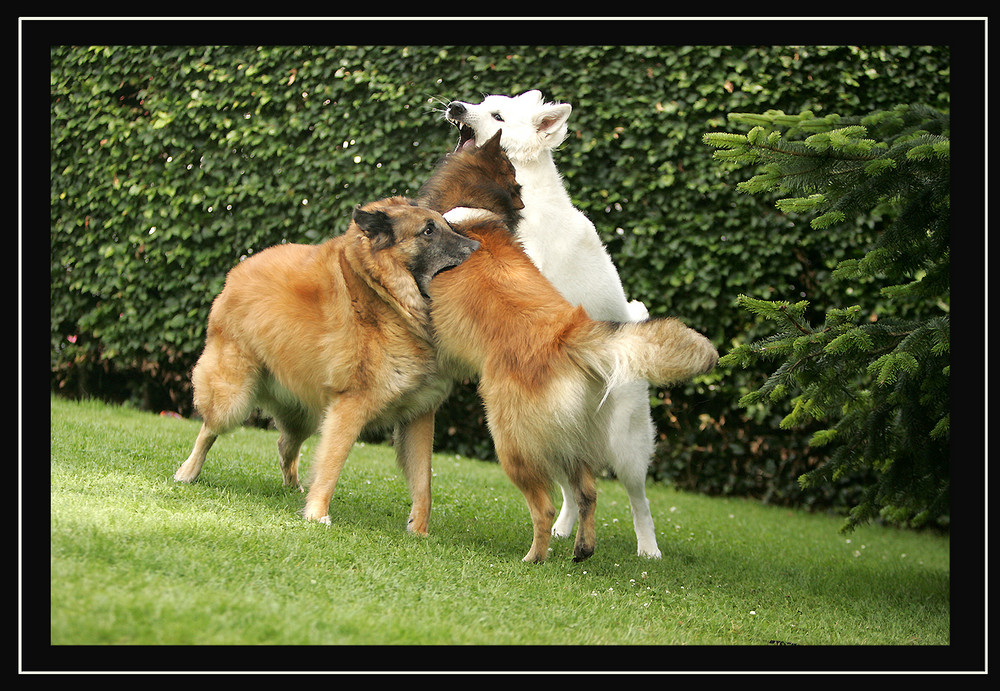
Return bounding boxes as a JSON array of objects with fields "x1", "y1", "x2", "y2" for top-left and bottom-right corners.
[
  {"x1": 353, "y1": 204, "x2": 480, "y2": 298},
  {"x1": 407, "y1": 218, "x2": 480, "y2": 297}
]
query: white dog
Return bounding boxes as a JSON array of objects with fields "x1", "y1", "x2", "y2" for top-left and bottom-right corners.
[{"x1": 444, "y1": 89, "x2": 662, "y2": 558}]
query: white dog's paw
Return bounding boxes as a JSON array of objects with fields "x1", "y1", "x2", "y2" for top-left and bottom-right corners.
[
  {"x1": 627, "y1": 299, "x2": 650, "y2": 322},
  {"x1": 444, "y1": 207, "x2": 497, "y2": 225},
  {"x1": 551, "y1": 517, "x2": 576, "y2": 538},
  {"x1": 638, "y1": 545, "x2": 662, "y2": 559}
]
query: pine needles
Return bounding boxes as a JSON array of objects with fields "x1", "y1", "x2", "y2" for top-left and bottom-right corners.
[{"x1": 705, "y1": 105, "x2": 950, "y2": 532}]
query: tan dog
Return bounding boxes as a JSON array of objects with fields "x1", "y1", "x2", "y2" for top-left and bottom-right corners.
[
  {"x1": 174, "y1": 197, "x2": 479, "y2": 532},
  {"x1": 422, "y1": 138, "x2": 718, "y2": 562}
]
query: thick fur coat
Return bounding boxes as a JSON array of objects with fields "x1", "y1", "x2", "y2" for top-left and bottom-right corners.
[
  {"x1": 422, "y1": 138, "x2": 717, "y2": 562},
  {"x1": 175, "y1": 198, "x2": 479, "y2": 532},
  {"x1": 445, "y1": 90, "x2": 679, "y2": 557}
]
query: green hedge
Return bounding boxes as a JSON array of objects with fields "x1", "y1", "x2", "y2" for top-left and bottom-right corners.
[{"x1": 50, "y1": 44, "x2": 951, "y2": 512}]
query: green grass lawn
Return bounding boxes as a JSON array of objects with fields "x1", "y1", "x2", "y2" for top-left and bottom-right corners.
[{"x1": 45, "y1": 396, "x2": 952, "y2": 664}]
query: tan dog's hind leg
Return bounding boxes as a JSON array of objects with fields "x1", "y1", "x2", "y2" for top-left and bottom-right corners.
[
  {"x1": 395, "y1": 409, "x2": 435, "y2": 535},
  {"x1": 302, "y1": 394, "x2": 373, "y2": 524},
  {"x1": 174, "y1": 424, "x2": 217, "y2": 483},
  {"x1": 174, "y1": 337, "x2": 257, "y2": 483},
  {"x1": 277, "y1": 426, "x2": 309, "y2": 491},
  {"x1": 520, "y1": 483, "x2": 556, "y2": 563}
]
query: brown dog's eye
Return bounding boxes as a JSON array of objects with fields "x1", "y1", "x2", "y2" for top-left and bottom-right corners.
[{"x1": 423, "y1": 222, "x2": 435, "y2": 236}]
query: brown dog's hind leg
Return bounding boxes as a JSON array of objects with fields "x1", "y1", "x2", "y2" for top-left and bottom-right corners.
[
  {"x1": 569, "y1": 464, "x2": 597, "y2": 562},
  {"x1": 498, "y1": 451, "x2": 555, "y2": 563},
  {"x1": 174, "y1": 337, "x2": 257, "y2": 483},
  {"x1": 276, "y1": 426, "x2": 309, "y2": 491},
  {"x1": 520, "y1": 483, "x2": 556, "y2": 563}
]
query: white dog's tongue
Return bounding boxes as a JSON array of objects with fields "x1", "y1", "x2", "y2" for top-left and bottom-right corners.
[{"x1": 454, "y1": 124, "x2": 477, "y2": 152}]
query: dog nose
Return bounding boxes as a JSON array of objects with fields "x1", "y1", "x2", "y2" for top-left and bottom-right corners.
[{"x1": 446, "y1": 102, "x2": 466, "y2": 118}]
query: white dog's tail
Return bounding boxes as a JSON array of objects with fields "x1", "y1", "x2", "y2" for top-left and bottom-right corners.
[{"x1": 573, "y1": 318, "x2": 718, "y2": 399}]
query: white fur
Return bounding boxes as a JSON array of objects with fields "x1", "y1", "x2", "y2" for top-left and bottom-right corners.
[
  {"x1": 446, "y1": 90, "x2": 661, "y2": 558},
  {"x1": 443, "y1": 207, "x2": 497, "y2": 225}
]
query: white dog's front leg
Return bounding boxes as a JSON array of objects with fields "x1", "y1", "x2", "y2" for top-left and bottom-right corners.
[{"x1": 627, "y1": 299, "x2": 649, "y2": 322}]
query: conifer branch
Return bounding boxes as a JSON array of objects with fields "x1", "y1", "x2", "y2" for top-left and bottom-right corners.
[{"x1": 706, "y1": 105, "x2": 950, "y2": 532}]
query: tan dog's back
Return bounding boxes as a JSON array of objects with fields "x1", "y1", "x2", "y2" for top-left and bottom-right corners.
[{"x1": 203, "y1": 240, "x2": 383, "y2": 412}]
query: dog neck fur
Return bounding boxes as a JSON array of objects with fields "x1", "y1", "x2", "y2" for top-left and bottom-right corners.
[
  {"x1": 345, "y1": 230, "x2": 434, "y2": 344},
  {"x1": 479, "y1": 93, "x2": 576, "y2": 219}
]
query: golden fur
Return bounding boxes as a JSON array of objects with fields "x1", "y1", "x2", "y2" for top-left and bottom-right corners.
[{"x1": 174, "y1": 197, "x2": 478, "y2": 532}]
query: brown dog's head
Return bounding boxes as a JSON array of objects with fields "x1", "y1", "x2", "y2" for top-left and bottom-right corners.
[
  {"x1": 418, "y1": 131, "x2": 524, "y2": 231},
  {"x1": 352, "y1": 198, "x2": 480, "y2": 299}
]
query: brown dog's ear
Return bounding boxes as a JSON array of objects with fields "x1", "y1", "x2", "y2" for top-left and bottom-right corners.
[
  {"x1": 353, "y1": 206, "x2": 395, "y2": 250},
  {"x1": 483, "y1": 130, "x2": 503, "y2": 153}
]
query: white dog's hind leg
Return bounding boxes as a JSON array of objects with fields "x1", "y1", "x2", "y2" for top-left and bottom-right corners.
[
  {"x1": 552, "y1": 483, "x2": 578, "y2": 537},
  {"x1": 619, "y1": 454, "x2": 661, "y2": 558},
  {"x1": 624, "y1": 478, "x2": 661, "y2": 558},
  {"x1": 607, "y1": 384, "x2": 662, "y2": 558}
]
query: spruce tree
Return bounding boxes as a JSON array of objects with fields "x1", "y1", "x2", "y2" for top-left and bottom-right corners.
[{"x1": 704, "y1": 104, "x2": 950, "y2": 532}]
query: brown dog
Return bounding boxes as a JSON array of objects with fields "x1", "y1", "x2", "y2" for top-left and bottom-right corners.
[
  {"x1": 174, "y1": 197, "x2": 479, "y2": 532},
  {"x1": 421, "y1": 137, "x2": 718, "y2": 562},
  {"x1": 419, "y1": 131, "x2": 524, "y2": 230}
]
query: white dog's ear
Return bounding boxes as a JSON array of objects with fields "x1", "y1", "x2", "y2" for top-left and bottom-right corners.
[{"x1": 534, "y1": 103, "x2": 572, "y2": 136}]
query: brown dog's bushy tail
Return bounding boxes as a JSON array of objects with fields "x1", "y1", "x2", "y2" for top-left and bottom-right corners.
[{"x1": 574, "y1": 318, "x2": 718, "y2": 397}]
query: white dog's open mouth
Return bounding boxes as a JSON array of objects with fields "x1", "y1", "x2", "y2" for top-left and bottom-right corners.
[{"x1": 449, "y1": 119, "x2": 477, "y2": 152}]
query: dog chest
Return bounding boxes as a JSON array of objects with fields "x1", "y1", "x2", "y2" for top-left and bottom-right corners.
[{"x1": 366, "y1": 367, "x2": 453, "y2": 432}]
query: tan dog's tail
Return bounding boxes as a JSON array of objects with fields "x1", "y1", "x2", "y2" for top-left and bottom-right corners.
[{"x1": 574, "y1": 318, "x2": 718, "y2": 399}]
